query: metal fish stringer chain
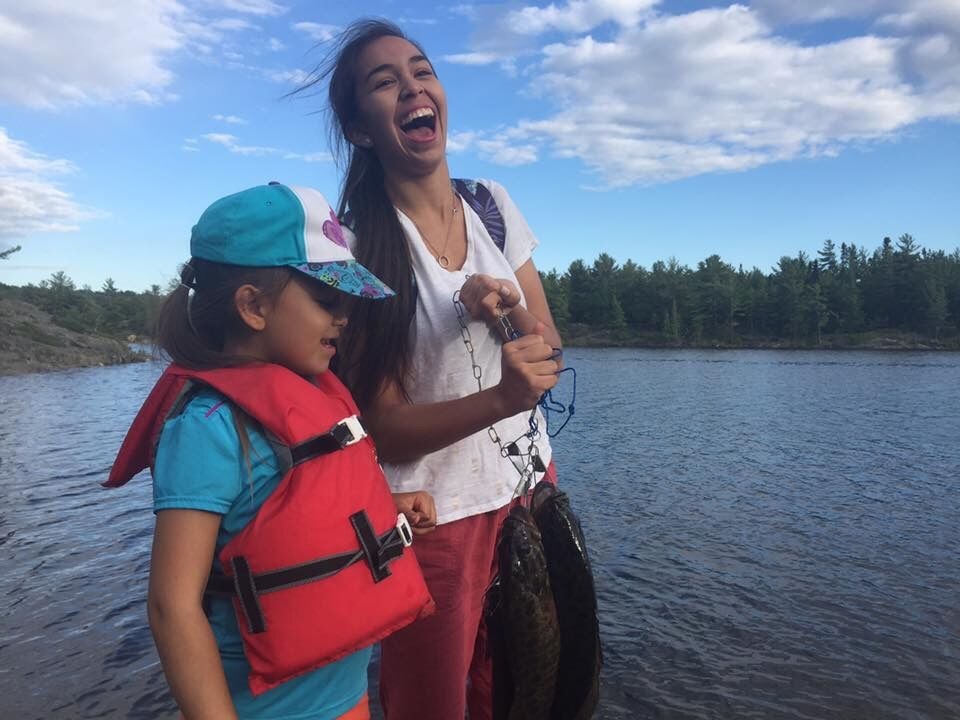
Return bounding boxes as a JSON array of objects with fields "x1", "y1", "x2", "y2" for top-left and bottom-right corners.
[{"x1": 453, "y1": 290, "x2": 545, "y2": 498}]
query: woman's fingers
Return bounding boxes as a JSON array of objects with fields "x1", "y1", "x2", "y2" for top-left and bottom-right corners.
[
  {"x1": 460, "y1": 274, "x2": 521, "y2": 322},
  {"x1": 498, "y1": 334, "x2": 560, "y2": 412}
]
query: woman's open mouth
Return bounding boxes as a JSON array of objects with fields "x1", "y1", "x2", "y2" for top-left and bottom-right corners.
[{"x1": 399, "y1": 107, "x2": 436, "y2": 142}]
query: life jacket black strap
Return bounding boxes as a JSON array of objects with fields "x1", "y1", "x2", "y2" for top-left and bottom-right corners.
[
  {"x1": 231, "y1": 555, "x2": 266, "y2": 634},
  {"x1": 205, "y1": 512, "x2": 407, "y2": 634},
  {"x1": 352, "y1": 510, "x2": 398, "y2": 583},
  {"x1": 290, "y1": 415, "x2": 367, "y2": 466}
]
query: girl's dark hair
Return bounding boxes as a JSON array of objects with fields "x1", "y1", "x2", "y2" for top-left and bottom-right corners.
[
  {"x1": 155, "y1": 258, "x2": 294, "y2": 470},
  {"x1": 155, "y1": 258, "x2": 292, "y2": 369},
  {"x1": 295, "y1": 19, "x2": 431, "y2": 411}
]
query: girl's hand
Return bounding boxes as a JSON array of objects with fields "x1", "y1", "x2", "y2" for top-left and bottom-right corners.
[
  {"x1": 495, "y1": 322, "x2": 560, "y2": 415},
  {"x1": 459, "y1": 274, "x2": 521, "y2": 327},
  {"x1": 392, "y1": 491, "x2": 438, "y2": 535}
]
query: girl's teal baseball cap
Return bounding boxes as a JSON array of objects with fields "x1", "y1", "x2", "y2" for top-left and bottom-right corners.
[{"x1": 190, "y1": 182, "x2": 394, "y2": 299}]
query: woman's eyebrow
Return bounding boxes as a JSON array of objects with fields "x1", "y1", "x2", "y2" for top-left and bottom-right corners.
[
  {"x1": 364, "y1": 55, "x2": 431, "y2": 82},
  {"x1": 364, "y1": 63, "x2": 393, "y2": 82}
]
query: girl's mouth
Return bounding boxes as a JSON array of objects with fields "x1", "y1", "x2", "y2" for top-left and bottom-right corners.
[{"x1": 399, "y1": 107, "x2": 436, "y2": 141}]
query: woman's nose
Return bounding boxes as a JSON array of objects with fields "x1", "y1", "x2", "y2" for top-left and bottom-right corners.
[{"x1": 400, "y1": 77, "x2": 424, "y2": 99}]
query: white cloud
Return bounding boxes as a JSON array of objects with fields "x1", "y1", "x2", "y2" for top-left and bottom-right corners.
[
  {"x1": 0, "y1": 130, "x2": 75, "y2": 176},
  {"x1": 201, "y1": 132, "x2": 328, "y2": 162},
  {"x1": 283, "y1": 151, "x2": 332, "y2": 163},
  {"x1": 476, "y1": 138, "x2": 539, "y2": 165},
  {"x1": 216, "y1": 0, "x2": 286, "y2": 16},
  {"x1": 0, "y1": 0, "x2": 185, "y2": 109},
  {"x1": 212, "y1": 114, "x2": 248, "y2": 124},
  {"x1": 0, "y1": 0, "x2": 300, "y2": 110},
  {"x1": 451, "y1": 4, "x2": 478, "y2": 20},
  {"x1": 201, "y1": 132, "x2": 279, "y2": 156},
  {"x1": 455, "y1": 1, "x2": 960, "y2": 186},
  {"x1": 293, "y1": 22, "x2": 339, "y2": 42},
  {"x1": 209, "y1": 17, "x2": 256, "y2": 31},
  {"x1": 443, "y1": 52, "x2": 502, "y2": 65},
  {"x1": 447, "y1": 131, "x2": 478, "y2": 153},
  {"x1": 447, "y1": 129, "x2": 538, "y2": 165},
  {"x1": 0, "y1": 128, "x2": 95, "y2": 239},
  {"x1": 268, "y1": 68, "x2": 310, "y2": 85},
  {"x1": 505, "y1": 0, "x2": 659, "y2": 34}
]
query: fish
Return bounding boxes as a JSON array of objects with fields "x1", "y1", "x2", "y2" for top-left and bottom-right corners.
[
  {"x1": 487, "y1": 504, "x2": 562, "y2": 720},
  {"x1": 531, "y1": 480, "x2": 602, "y2": 720}
]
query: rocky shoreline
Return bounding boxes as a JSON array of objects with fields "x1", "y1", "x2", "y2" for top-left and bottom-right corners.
[{"x1": 0, "y1": 299, "x2": 148, "y2": 377}]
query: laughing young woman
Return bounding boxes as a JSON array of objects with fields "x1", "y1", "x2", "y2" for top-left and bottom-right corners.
[{"x1": 301, "y1": 19, "x2": 563, "y2": 720}]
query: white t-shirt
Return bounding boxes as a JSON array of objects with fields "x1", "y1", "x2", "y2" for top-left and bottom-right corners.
[{"x1": 345, "y1": 179, "x2": 552, "y2": 524}]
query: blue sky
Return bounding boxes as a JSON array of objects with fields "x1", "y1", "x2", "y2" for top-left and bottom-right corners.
[{"x1": 1, "y1": 0, "x2": 958, "y2": 292}]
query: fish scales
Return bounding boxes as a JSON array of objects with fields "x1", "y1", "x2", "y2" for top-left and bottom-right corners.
[
  {"x1": 531, "y1": 481, "x2": 602, "y2": 720},
  {"x1": 491, "y1": 504, "x2": 561, "y2": 720}
]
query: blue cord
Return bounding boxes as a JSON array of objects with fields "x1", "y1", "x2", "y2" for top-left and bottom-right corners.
[{"x1": 539, "y1": 366, "x2": 576, "y2": 438}]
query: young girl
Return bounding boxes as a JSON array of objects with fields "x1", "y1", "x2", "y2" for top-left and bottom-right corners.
[{"x1": 106, "y1": 182, "x2": 436, "y2": 719}]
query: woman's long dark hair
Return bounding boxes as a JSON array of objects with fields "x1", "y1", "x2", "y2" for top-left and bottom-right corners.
[{"x1": 295, "y1": 19, "x2": 431, "y2": 411}]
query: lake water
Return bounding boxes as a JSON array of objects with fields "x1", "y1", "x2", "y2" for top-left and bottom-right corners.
[{"x1": 1, "y1": 349, "x2": 957, "y2": 719}]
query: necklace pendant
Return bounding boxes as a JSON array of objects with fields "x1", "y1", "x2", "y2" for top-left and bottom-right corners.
[{"x1": 437, "y1": 254, "x2": 450, "y2": 268}]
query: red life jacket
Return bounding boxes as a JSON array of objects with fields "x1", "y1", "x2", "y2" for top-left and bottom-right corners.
[{"x1": 107, "y1": 363, "x2": 434, "y2": 696}]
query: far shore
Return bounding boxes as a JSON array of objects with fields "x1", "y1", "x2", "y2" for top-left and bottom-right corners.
[
  {"x1": 2, "y1": 295, "x2": 955, "y2": 379},
  {"x1": 0, "y1": 298, "x2": 148, "y2": 378},
  {"x1": 2, "y1": 333, "x2": 955, "y2": 379}
]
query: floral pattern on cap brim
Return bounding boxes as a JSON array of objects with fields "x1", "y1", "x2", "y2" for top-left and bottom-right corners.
[{"x1": 296, "y1": 261, "x2": 395, "y2": 299}]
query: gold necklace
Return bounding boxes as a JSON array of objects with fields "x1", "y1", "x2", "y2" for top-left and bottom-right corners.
[{"x1": 412, "y1": 191, "x2": 460, "y2": 268}]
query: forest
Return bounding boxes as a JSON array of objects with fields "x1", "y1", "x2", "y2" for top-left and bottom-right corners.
[
  {"x1": 2, "y1": 234, "x2": 959, "y2": 348},
  {"x1": 542, "y1": 235, "x2": 960, "y2": 348}
]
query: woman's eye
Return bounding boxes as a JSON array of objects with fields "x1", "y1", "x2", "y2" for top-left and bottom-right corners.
[
  {"x1": 415, "y1": 68, "x2": 433, "y2": 78},
  {"x1": 374, "y1": 77, "x2": 395, "y2": 89}
]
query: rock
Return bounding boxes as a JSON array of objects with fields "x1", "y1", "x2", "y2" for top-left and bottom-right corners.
[{"x1": 0, "y1": 298, "x2": 148, "y2": 376}]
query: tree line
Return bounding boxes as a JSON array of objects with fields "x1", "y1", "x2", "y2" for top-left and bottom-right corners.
[
  {"x1": 0, "y1": 272, "x2": 167, "y2": 339},
  {"x1": 541, "y1": 235, "x2": 960, "y2": 346},
  {"x1": 2, "y1": 234, "x2": 959, "y2": 347}
]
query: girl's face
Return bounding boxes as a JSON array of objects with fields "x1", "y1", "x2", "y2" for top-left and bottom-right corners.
[
  {"x1": 257, "y1": 274, "x2": 347, "y2": 376},
  {"x1": 352, "y1": 35, "x2": 447, "y2": 177}
]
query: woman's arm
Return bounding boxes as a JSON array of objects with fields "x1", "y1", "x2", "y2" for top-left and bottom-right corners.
[
  {"x1": 364, "y1": 330, "x2": 559, "y2": 464},
  {"x1": 148, "y1": 509, "x2": 238, "y2": 720}
]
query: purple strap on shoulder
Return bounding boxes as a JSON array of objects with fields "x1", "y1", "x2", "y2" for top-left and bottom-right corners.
[{"x1": 453, "y1": 178, "x2": 505, "y2": 253}]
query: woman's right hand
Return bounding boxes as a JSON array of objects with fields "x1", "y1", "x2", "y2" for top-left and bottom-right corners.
[{"x1": 495, "y1": 322, "x2": 560, "y2": 415}]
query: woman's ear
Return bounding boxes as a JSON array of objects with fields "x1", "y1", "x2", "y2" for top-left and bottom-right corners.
[
  {"x1": 347, "y1": 125, "x2": 374, "y2": 148},
  {"x1": 234, "y1": 284, "x2": 269, "y2": 331}
]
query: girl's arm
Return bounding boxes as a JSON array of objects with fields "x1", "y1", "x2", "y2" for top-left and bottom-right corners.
[
  {"x1": 365, "y1": 329, "x2": 559, "y2": 464},
  {"x1": 148, "y1": 509, "x2": 238, "y2": 720}
]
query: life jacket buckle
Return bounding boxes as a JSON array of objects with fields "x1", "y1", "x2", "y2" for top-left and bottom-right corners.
[
  {"x1": 396, "y1": 513, "x2": 414, "y2": 548},
  {"x1": 330, "y1": 415, "x2": 366, "y2": 448}
]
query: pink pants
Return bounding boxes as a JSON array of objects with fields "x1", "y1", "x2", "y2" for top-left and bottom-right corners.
[{"x1": 379, "y1": 463, "x2": 557, "y2": 720}]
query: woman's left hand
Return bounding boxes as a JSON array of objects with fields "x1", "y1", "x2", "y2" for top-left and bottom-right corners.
[
  {"x1": 392, "y1": 491, "x2": 438, "y2": 535},
  {"x1": 459, "y1": 273, "x2": 521, "y2": 326}
]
